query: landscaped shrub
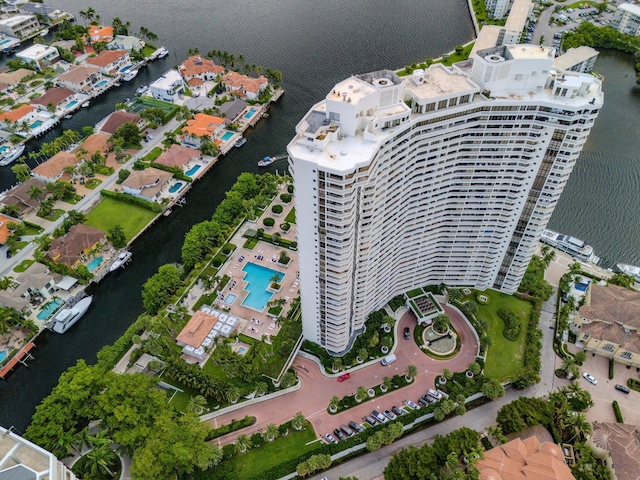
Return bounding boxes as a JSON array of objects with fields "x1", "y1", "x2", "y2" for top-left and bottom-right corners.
[
  {"x1": 388, "y1": 295, "x2": 405, "y2": 311},
  {"x1": 609, "y1": 358, "x2": 615, "y2": 379},
  {"x1": 100, "y1": 189, "x2": 163, "y2": 212},
  {"x1": 272, "y1": 204, "x2": 283, "y2": 214},
  {"x1": 212, "y1": 255, "x2": 225, "y2": 267},
  {"x1": 251, "y1": 432, "x2": 265, "y2": 447},
  {"x1": 280, "y1": 193, "x2": 292, "y2": 203},
  {"x1": 498, "y1": 308, "x2": 522, "y2": 341},
  {"x1": 263, "y1": 217, "x2": 275, "y2": 227},
  {"x1": 280, "y1": 222, "x2": 290, "y2": 232},
  {"x1": 612, "y1": 401, "x2": 624, "y2": 423},
  {"x1": 287, "y1": 184, "x2": 294, "y2": 194},
  {"x1": 206, "y1": 416, "x2": 256, "y2": 440},
  {"x1": 627, "y1": 378, "x2": 640, "y2": 392}
]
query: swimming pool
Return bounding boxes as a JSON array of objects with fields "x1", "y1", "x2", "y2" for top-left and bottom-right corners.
[
  {"x1": 87, "y1": 256, "x2": 103, "y2": 272},
  {"x1": 244, "y1": 108, "x2": 257, "y2": 119},
  {"x1": 169, "y1": 182, "x2": 183, "y2": 193},
  {"x1": 224, "y1": 293, "x2": 237, "y2": 304},
  {"x1": 241, "y1": 262, "x2": 284, "y2": 312},
  {"x1": 0, "y1": 39, "x2": 11, "y2": 46},
  {"x1": 0, "y1": 350, "x2": 6, "y2": 363},
  {"x1": 0, "y1": 146, "x2": 7, "y2": 154},
  {"x1": 237, "y1": 346, "x2": 247, "y2": 354},
  {"x1": 96, "y1": 80, "x2": 107, "y2": 87},
  {"x1": 221, "y1": 131, "x2": 234, "y2": 141},
  {"x1": 65, "y1": 100, "x2": 78, "y2": 109},
  {"x1": 185, "y1": 165, "x2": 201, "y2": 176},
  {"x1": 36, "y1": 298, "x2": 62, "y2": 321},
  {"x1": 120, "y1": 65, "x2": 131, "y2": 72},
  {"x1": 30, "y1": 120, "x2": 43, "y2": 129}
]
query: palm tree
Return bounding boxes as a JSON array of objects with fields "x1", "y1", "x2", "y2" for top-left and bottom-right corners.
[
  {"x1": 561, "y1": 356, "x2": 579, "y2": 380},
  {"x1": 382, "y1": 376, "x2": 393, "y2": 391},
  {"x1": 264, "y1": 423, "x2": 279, "y2": 442},
  {"x1": 405, "y1": 364, "x2": 417, "y2": 381},
  {"x1": 280, "y1": 371, "x2": 296, "y2": 388},
  {"x1": 225, "y1": 385, "x2": 241, "y2": 403},
  {"x1": 358, "y1": 347, "x2": 368, "y2": 362},
  {"x1": 565, "y1": 412, "x2": 592, "y2": 442},
  {"x1": 254, "y1": 381, "x2": 268, "y2": 397},
  {"x1": 292, "y1": 412, "x2": 306, "y2": 431},
  {"x1": 187, "y1": 394, "x2": 207, "y2": 414},
  {"x1": 329, "y1": 395, "x2": 340, "y2": 411},
  {"x1": 0, "y1": 276, "x2": 18, "y2": 291},
  {"x1": 433, "y1": 314, "x2": 450, "y2": 334},
  {"x1": 487, "y1": 425, "x2": 508, "y2": 445},
  {"x1": 356, "y1": 386, "x2": 368, "y2": 402},
  {"x1": 234, "y1": 434, "x2": 251, "y2": 454}
]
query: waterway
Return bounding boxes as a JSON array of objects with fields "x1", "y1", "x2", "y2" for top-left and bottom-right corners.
[{"x1": 0, "y1": 1, "x2": 638, "y2": 432}]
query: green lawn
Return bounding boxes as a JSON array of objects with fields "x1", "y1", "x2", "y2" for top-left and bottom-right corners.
[
  {"x1": 84, "y1": 197, "x2": 157, "y2": 242},
  {"x1": 468, "y1": 289, "x2": 532, "y2": 381},
  {"x1": 226, "y1": 426, "x2": 320, "y2": 479},
  {"x1": 284, "y1": 207, "x2": 296, "y2": 224},
  {"x1": 13, "y1": 259, "x2": 35, "y2": 273},
  {"x1": 41, "y1": 208, "x2": 64, "y2": 221}
]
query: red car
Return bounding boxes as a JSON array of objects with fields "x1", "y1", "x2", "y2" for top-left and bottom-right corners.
[{"x1": 337, "y1": 373, "x2": 351, "y2": 382}]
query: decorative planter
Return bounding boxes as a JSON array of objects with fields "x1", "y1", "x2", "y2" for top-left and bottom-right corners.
[
  {"x1": 355, "y1": 395, "x2": 362, "y2": 403},
  {"x1": 367, "y1": 388, "x2": 375, "y2": 397},
  {"x1": 332, "y1": 367, "x2": 339, "y2": 374},
  {"x1": 356, "y1": 356, "x2": 364, "y2": 364},
  {"x1": 230, "y1": 397, "x2": 238, "y2": 404},
  {"x1": 381, "y1": 345, "x2": 389, "y2": 354},
  {"x1": 329, "y1": 404, "x2": 337, "y2": 413},
  {"x1": 380, "y1": 384, "x2": 388, "y2": 393},
  {"x1": 383, "y1": 324, "x2": 391, "y2": 334},
  {"x1": 405, "y1": 375, "x2": 413, "y2": 383},
  {"x1": 465, "y1": 370, "x2": 474, "y2": 379},
  {"x1": 438, "y1": 376, "x2": 447, "y2": 386}
]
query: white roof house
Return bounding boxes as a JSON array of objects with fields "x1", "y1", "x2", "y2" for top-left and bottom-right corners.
[
  {"x1": 149, "y1": 70, "x2": 184, "y2": 102},
  {"x1": 16, "y1": 44, "x2": 59, "y2": 71}
]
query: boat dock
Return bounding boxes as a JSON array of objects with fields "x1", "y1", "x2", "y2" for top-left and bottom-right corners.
[{"x1": 0, "y1": 342, "x2": 35, "y2": 380}]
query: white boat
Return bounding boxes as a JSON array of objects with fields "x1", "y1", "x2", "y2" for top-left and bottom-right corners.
[
  {"x1": 51, "y1": 296, "x2": 92, "y2": 334},
  {"x1": 540, "y1": 229, "x2": 596, "y2": 263},
  {"x1": 122, "y1": 69, "x2": 138, "y2": 81},
  {"x1": 109, "y1": 251, "x2": 132, "y2": 272},
  {"x1": 63, "y1": 114, "x2": 73, "y2": 119},
  {"x1": 0, "y1": 144, "x2": 25, "y2": 167},
  {"x1": 39, "y1": 28, "x2": 49, "y2": 37},
  {"x1": 81, "y1": 101, "x2": 90, "y2": 108},
  {"x1": 136, "y1": 85, "x2": 147, "y2": 95},
  {"x1": 257, "y1": 156, "x2": 275, "y2": 167},
  {"x1": 234, "y1": 137, "x2": 247, "y2": 148},
  {"x1": 156, "y1": 46, "x2": 168, "y2": 58},
  {"x1": 616, "y1": 263, "x2": 640, "y2": 282}
]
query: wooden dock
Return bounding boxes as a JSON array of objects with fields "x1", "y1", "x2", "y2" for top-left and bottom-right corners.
[{"x1": 0, "y1": 342, "x2": 35, "y2": 380}]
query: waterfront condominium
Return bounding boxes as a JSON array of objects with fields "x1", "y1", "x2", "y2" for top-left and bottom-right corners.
[{"x1": 288, "y1": 44, "x2": 603, "y2": 353}]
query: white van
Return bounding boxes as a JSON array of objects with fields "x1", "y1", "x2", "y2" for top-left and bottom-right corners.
[{"x1": 380, "y1": 354, "x2": 397, "y2": 366}]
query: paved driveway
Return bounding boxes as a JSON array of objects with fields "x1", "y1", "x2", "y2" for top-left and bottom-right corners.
[{"x1": 210, "y1": 305, "x2": 479, "y2": 445}]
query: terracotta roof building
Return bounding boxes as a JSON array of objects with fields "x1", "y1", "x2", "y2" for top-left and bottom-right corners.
[
  {"x1": 476, "y1": 435, "x2": 576, "y2": 480},
  {"x1": 99, "y1": 111, "x2": 141, "y2": 134},
  {"x1": 31, "y1": 151, "x2": 79, "y2": 182},
  {"x1": 86, "y1": 49, "x2": 130, "y2": 75},
  {"x1": 88, "y1": 25, "x2": 113, "y2": 43},
  {"x1": 176, "y1": 307, "x2": 239, "y2": 360},
  {"x1": 57, "y1": 65, "x2": 103, "y2": 93},
  {"x1": 0, "y1": 104, "x2": 36, "y2": 124},
  {"x1": 0, "y1": 178, "x2": 46, "y2": 213},
  {"x1": 45, "y1": 224, "x2": 106, "y2": 267},
  {"x1": 221, "y1": 71, "x2": 268, "y2": 100},
  {"x1": 154, "y1": 144, "x2": 201, "y2": 169},
  {"x1": 29, "y1": 87, "x2": 76, "y2": 109},
  {"x1": 0, "y1": 212, "x2": 18, "y2": 245},
  {"x1": 0, "y1": 68, "x2": 34, "y2": 86},
  {"x1": 81, "y1": 133, "x2": 111, "y2": 156},
  {"x1": 179, "y1": 56, "x2": 224, "y2": 81},
  {"x1": 121, "y1": 167, "x2": 173, "y2": 202},
  {"x1": 589, "y1": 422, "x2": 640, "y2": 480},
  {"x1": 181, "y1": 113, "x2": 224, "y2": 149},
  {"x1": 176, "y1": 310, "x2": 220, "y2": 349}
]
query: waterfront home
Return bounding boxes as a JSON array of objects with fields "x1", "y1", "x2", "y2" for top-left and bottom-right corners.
[
  {"x1": 221, "y1": 71, "x2": 268, "y2": 100},
  {"x1": 149, "y1": 70, "x2": 184, "y2": 102},
  {"x1": 219, "y1": 98, "x2": 249, "y2": 125},
  {"x1": 80, "y1": 133, "x2": 111, "y2": 158},
  {"x1": 183, "y1": 96, "x2": 215, "y2": 111},
  {"x1": 179, "y1": 56, "x2": 224, "y2": 82},
  {"x1": 0, "y1": 212, "x2": 18, "y2": 245},
  {"x1": 0, "y1": 178, "x2": 46, "y2": 215},
  {"x1": 155, "y1": 144, "x2": 202, "y2": 171},
  {"x1": 17, "y1": 2, "x2": 56, "y2": 17},
  {"x1": 31, "y1": 151, "x2": 80, "y2": 183},
  {"x1": 0, "y1": 104, "x2": 37, "y2": 129},
  {"x1": 16, "y1": 44, "x2": 60, "y2": 72},
  {"x1": 181, "y1": 113, "x2": 224, "y2": 149},
  {"x1": 45, "y1": 224, "x2": 107, "y2": 268},
  {"x1": 87, "y1": 25, "x2": 114, "y2": 44},
  {"x1": 0, "y1": 68, "x2": 34, "y2": 87},
  {"x1": 121, "y1": 167, "x2": 173, "y2": 202},
  {"x1": 29, "y1": 87, "x2": 77, "y2": 112},
  {"x1": 86, "y1": 49, "x2": 130, "y2": 76},
  {"x1": 106, "y1": 34, "x2": 145, "y2": 52},
  {"x1": 0, "y1": 14, "x2": 40, "y2": 38},
  {"x1": 97, "y1": 111, "x2": 142, "y2": 135},
  {"x1": 56, "y1": 65, "x2": 104, "y2": 94}
]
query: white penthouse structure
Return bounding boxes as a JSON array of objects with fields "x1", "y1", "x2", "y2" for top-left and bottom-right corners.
[{"x1": 288, "y1": 45, "x2": 602, "y2": 353}]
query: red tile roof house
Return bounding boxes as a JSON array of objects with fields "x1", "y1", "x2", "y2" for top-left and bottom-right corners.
[
  {"x1": 154, "y1": 144, "x2": 202, "y2": 171},
  {"x1": 0, "y1": 178, "x2": 47, "y2": 214},
  {"x1": 0, "y1": 212, "x2": 19, "y2": 245},
  {"x1": 181, "y1": 113, "x2": 224, "y2": 149},
  {"x1": 97, "y1": 111, "x2": 142, "y2": 135},
  {"x1": 221, "y1": 71, "x2": 268, "y2": 101},
  {"x1": 31, "y1": 151, "x2": 80, "y2": 183},
  {"x1": 45, "y1": 224, "x2": 107, "y2": 268},
  {"x1": 81, "y1": 133, "x2": 111, "y2": 157},
  {"x1": 179, "y1": 56, "x2": 224, "y2": 82},
  {"x1": 29, "y1": 87, "x2": 77, "y2": 114},
  {"x1": 0, "y1": 104, "x2": 37, "y2": 129},
  {"x1": 56, "y1": 65, "x2": 104, "y2": 94},
  {"x1": 87, "y1": 25, "x2": 114, "y2": 44},
  {"x1": 86, "y1": 49, "x2": 130, "y2": 76},
  {"x1": 121, "y1": 167, "x2": 173, "y2": 202}
]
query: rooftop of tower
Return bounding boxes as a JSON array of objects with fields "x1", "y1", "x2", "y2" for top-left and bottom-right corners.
[{"x1": 403, "y1": 64, "x2": 478, "y2": 101}]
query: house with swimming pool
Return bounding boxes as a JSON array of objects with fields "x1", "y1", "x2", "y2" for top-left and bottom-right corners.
[
  {"x1": 121, "y1": 167, "x2": 174, "y2": 202},
  {"x1": 16, "y1": 44, "x2": 60, "y2": 72},
  {"x1": 86, "y1": 49, "x2": 131, "y2": 76},
  {"x1": 0, "y1": 104, "x2": 37, "y2": 129},
  {"x1": 45, "y1": 224, "x2": 106, "y2": 269},
  {"x1": 31, "y1": 151, "x2": 81, "y2": 183},
  {"x1": 29, "y1": 87, "x2": 79, "y2": 114},
  {"x1": 181, "y1": 113, "x2": 225, "y2": 149},
  {"x1": 155, "y1": 144, "x2": 202, "y2": 173},
  {"x1": 149, "y1": 69, "x2": 184, "y2": 102},
  {"x1": 56, "y1": 65, "x2": 104, "y2": 94},
  {"x1": 221, "y1": 71, "x2": 268, "y2": 100}
]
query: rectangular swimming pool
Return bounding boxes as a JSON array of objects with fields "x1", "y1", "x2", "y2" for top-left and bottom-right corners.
[
  {"x1": 87, "y1": 256, "x2": 103, "y2": 272},
  {"x1": 244, "y1": 108, "x2": 257, "y2": 119},
  {"x1": 96, "y1": 80, "x2": 108, "y2": 87},
  {"x1": 65, "y1": 100, "x2": 78, "y2": 109},
  {"x1": 37, "y1": 298, "x2": 62, "y2": 320},
  {"x1": 169, "y1": 182, "x2": 183, "y2": 193},
  {"x1": 221, "y1": 131, "x2": 234, "y2": 141},
  {"x1": 224, "y1": 293, "x2": 237, "y2": 304},
  {"x1": 185, "y1": 165, "x2": 201, "y2": 176},
  {"x1": 30, "y1": 120, "x2": 43, "y2": 129},
  {"x1": 0, "y1": 146, "x2": 7, "y2": 154},
  {"x1": 241, "y1": 262, "x2": 284, "y2": 312}
]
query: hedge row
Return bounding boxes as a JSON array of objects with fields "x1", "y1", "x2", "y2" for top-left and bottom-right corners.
[
  {"x1": 150, "y1": 161, "x2": 193, "y2": 182},
  {"x1": 612, "y1": 401, "x2": 624, "y2": 423},
  {"x1": 205, "y1": 416, "x2": 256, "y2": 441},
  {"x1": 100, "y1": 189, "x2": 163, "y2": 212},
  {"x1": 609, "y1": 358, "x2": 615, "y2": 380},
  {"x1": 95, "y1": 315, "x2": 146, "y2": 371}
]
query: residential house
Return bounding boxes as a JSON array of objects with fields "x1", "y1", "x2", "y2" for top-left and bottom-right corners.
[
  {"x1": 219, "y1": 98, "x2": 249, "y2": 125},
  {"x1": 17, "y1": 3, "x2": 56, "y2": 17},
  {"x1": 476, "y1": 433, "x2": 576, "y2": 480},
  {"x1": 181, "y1": 113, "x2": 224, "y2": 149},
  {"x1": 87, "y1": 25, "x2": 114, "y2": 44},
  {"x1": 106, "y1": 35, "x2": 145, "y2": 52},
  {"x1": 0, "y1": 104, "x2": 37, "y2": 130},
  {"x1": 149, "y1": 70, "x2": 184, "y2": 102},
  {"x1": 45, "y1": 224, "x2": 106, "y2": 268},
  {"x1": 31, "y1": 151, "x2": 80, "y2": 182},
  {"x1": 86, "y1": 49, "x2": 130, "y2": 76},
  {"x1": 0, "y1": 178, "x2": 46, "y2": 214},
  {"x1": 16, "y1": 44, "x2": 59, "y2": 71},
  {"x1": 176, "y1": 308, "x2": 237, "y2": 360},
  {"x1": 589, "y1": 423, "x2": 640, "y2": 480},
  {"x1": 155, "y1": 144, "x2": 201, "y2": 170},
  {"x1": 29, "y1": 87, "x2": 76, "y2": 112},
  {"x1": 221, "y1": 71, "x2": 268, "y2": 100},
  {"x1": 121, "y1": 167, "x2": 173, "y2": 202},
  {"x1": 57, "y1": 65, "x2": 103, "y2": 93},
  {"x1": 0, "y1": 212, "x2": 18, "y2": 245},
  {"x1": 0, "y1": 68, "x2": 34, "y2": 86},
  {"x1": 81, "y1": 133, "x2": 111, "y2": 158},
  {"x1": 0, "y1": 15, "x2": 40, "y2": 38},
  {"x1": 179, "y1": 56, "x2": 224, "y2": 82},
  {"x1": 97, "y1": 111, "x2": 142, "y2": 135}
]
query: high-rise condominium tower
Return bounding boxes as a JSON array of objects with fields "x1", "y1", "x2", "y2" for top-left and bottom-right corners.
[{"x1": 288, "y1": 44, "x2": 602, "y2": 353}]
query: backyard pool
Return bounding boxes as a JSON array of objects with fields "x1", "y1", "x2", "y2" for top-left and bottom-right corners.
[
  {"x1": 65, "y1": 100, "x2": 78, "y2": 109},
  {"x1": 120, "y1": 65, "x2": 131, "y2": 72},
  {"x1": 96, "y1": 80, "x2": 108, "y2": 88},
  {"x1": 244, "y1": 108, "x2": 256, "y2": 119},
  {"x1": 36, "y1": 298, "x2": 62, "y2": 321},
  {"x1": 0, "y1": 350, "x2": 6, "y2": 363},
  {"x1": 30, "y1": 120, "x2": 43, "y2": 129},
  {"x1": 241, "y1": 262, "x2": 284, "y2": 312},
  {"x1": 87, "y1": 256, "x2": 103, "y2": 272},
  {"x1": 221, "y1": 131, "x2": 234, "y2": 141},
  {"x1": 169, "y1": 182, "x2": 183, "y2": 193},
  {"x1": 0, "y1": 146, "x2": 7, "y2": 154},
  {"x1": 185, "y1": 165, "x2": 201, "y2": 176},
  {"x1": 224, "y1": 293, "x2": 237, "y2": 304}
]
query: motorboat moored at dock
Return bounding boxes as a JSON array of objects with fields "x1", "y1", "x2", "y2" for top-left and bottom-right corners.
[
  {"x1": 616, "y1": 263, "x2": 640, "y2": 282},
  {"x1": 49, "y1": 296, "x2": 93, "y2": 334},
  {"x1": 0, "y1": 144, "x2": 25, "y2": 166},
  {"x1": 109, "y1": 251, "x2": 132, "y2": 272},
  {"x1": 540, "y1": 229, "x2": 598, "y2": 263}
]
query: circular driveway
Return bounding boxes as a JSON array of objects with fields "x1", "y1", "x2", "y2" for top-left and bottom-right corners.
[{"x1": 209, "y1": 305, "x2": 479, "y2": 445}]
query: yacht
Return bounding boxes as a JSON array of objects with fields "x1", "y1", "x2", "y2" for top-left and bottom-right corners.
[
  {"x1": 109, "y1": 251, "x2": 132, "y2": 272},
  {"x1": 0, "y1": 144, "x2": 25, "y2": 166},
  {"x1": 81, "y1": 101, "x2": 90, "y2": 108},
  {"x1": 616, "y1": 263, "x2": 640, "y2": 282},
  {"x1": 156, "y1": 46, "x2": 169, "y2": 58},
  {"x1": 39, "y1": 28, "x2": 49, "y2": 37},
  {"x1": 540, "y1": 229, "x2": 597, "y2": 263},
  {"x1": 122, "y1": 69, "x2": 139, "y2": 82},
  {"x1": 234, "y1": 137, "x2": 247, "y2": 148},
  {"x1": 50, "y1": 296, "x2": 93, "y2": 334},
  {"x1": 257, "y1": 156, "x2": 275, "y2": 167}
]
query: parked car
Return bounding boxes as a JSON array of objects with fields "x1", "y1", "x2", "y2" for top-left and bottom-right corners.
[
  {"x1": 582, "y1": 372, "x2": 597, "y2": 385},
  {"x1": 615, "y1": 384, "x2": 630, "y2": 394},
  {"x1": 404, "y1": 327, "x2": 411, "y2": 339},
  {"x1": 337, "y1": 373, "x2": 351, "y2": 382},
  {"x1": 364, "y1": 415, "x2": 377, "y2": 426},
  {"x1": 147, "y1": 134, "x2": 153, "y2": 140},
  {"x1": 423, "y1": 394, "x2": 435, "y2": 404},
  {"x1": 349, "y1": 420, "x2": 365, "y2": 433},
  {"x1": 404, "y1": 399, "x2": 419, "y2": 409},
  {"x1": 418, "y1": 397, "x2": 429, "y2": 407},
  {"x1": 428, "y1": 388, "x2": 442, "y2": 400},
  {"x1": 341, "y1": 425, "x2": 354, "y2": 437},
  {"x1": 383, "y1": 409, "x2": 396, "y2": 420},
  {"x1": 333, "y1": 428, "x2": 346, "y2": 441},
  {"x1": 372, "y1": 410, "x2": 387, "y2": 423},
  {"x1": 392, "y1": 405, "x2": 404, "y2": 416},
  {"x1": 325, "y1": 433, "x2": 337, "y2": 444}
]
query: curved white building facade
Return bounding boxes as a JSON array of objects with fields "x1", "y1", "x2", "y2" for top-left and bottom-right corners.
[{"x1": 288, "y1": 45, "x2": 603, "y2": 354}]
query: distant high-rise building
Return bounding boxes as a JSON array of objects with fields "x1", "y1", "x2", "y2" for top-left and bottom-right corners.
[
  {"x1": 486, "y1": 0, "x2": 510, "y2": 19},
  {"x1": 288, "y1": 44, "x2": 603, "y2": 353},
  {"x1": 616, "y1": 3, "x2": 640, "y2": 36}
]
